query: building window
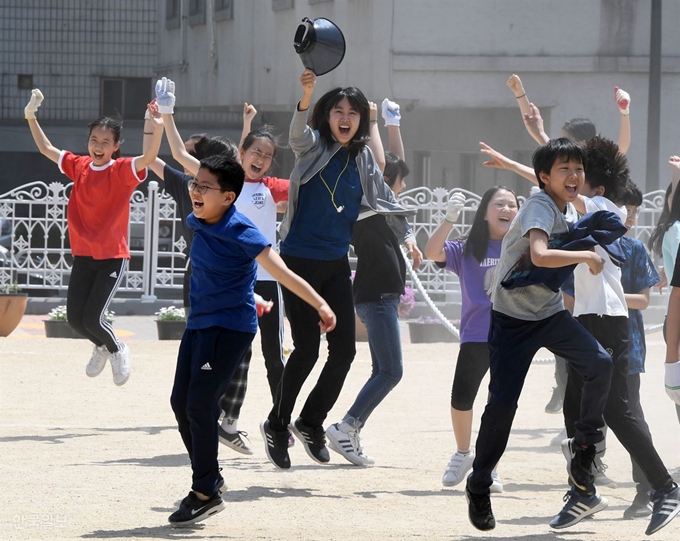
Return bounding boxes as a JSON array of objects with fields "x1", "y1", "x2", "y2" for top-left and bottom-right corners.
[
  {"x1": 214, "y1": 0, "x2": 233, "y2": 21},
  {"x1": 101, "y1": 78, "x2": 152, "y2": 120},
  {"x1": 272, "y1": 0, "x2": 294, "y2": 11},
  {"x1": 188, "y1": 0, "x2": 206, "y2": 26},
  {"x1": 18, "y1": 74, "x2": 33, "y2": 90},
  {"x1": 165, "y1": 0, "x2": 180, "y2": 30},
  {"x1": 413, "y1": 151, "x2": 431, "y2": 188}
]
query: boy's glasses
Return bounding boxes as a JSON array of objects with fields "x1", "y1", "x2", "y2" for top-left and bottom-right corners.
[{"x1": 188, "y1": 180, "x2": 222, "y2": 195}]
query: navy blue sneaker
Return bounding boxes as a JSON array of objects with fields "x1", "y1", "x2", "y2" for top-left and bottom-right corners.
[
  {"x1": 260, "y1": 419, "x2": 291, "y2": 469},
  {"x1": 646, "y1": 482, "x2": 680, "y2": 535},
  {"x1": 550, "y1": 487, "x2": 608, "y2": 529},
  {"x1": 291, "y1": 417, "x2": 330, "y2": 464}
]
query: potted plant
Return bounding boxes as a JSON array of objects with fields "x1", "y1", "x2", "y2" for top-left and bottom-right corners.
[
  {"x1": 0, "y1": 283, "x2": 28, "y2": 337},
  {"x1": 155, "y1": 306, "x2": 186, "y2": 340},
  {"x1": 407, "y1": 316, "x2": 457, "y2": 344},
  {"x1": 44, "y1": 305, "x2": 115, "y2": 339}
]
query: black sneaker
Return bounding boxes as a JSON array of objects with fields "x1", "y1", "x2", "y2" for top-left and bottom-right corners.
[
  {"x1": 561, "y1": 438, "x2": 595, "y2": 494},
  {"x1": 216, "y1": 468, "x2": 226, "y2": 495},
  {"x1": 260, "y1": 419, "x2": 291, "y2": 469},
  {"x1": 646, "y1": 482, "x2": 680, "y2": 535},
  {"x1": 545, "y1": 386, "x2": 563, "y2": 414},
  {"x1": 168, "y1": 491, "x2": 225, "y2": 527},
  {"x1": 550, "y1": 487, "x2": 608, "y2": 529},
  {"x1": 465, "y1": 485, "x2": 495, "y2": 531},
  {"x1": 291, "y1": 417, "x2": 330, "y2": 464},
  {"x1": 623, "y1": 491, "x2": 652, "y2": 519}
]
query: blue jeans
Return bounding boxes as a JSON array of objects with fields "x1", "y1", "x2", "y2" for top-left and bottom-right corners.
[{"x1": 346, "y1": 295, "x2": 403, "y2": 427}]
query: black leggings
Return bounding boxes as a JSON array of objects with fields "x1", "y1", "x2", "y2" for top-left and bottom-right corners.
[
  {"x1": 451, "y1": 342, "x2": 490, "y2": 410},
  {"x1": 67, "y1": 256, "x2": 126, "y2": 353}
]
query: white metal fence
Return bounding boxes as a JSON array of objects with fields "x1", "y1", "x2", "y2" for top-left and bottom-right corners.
[{"x1": 0, "y1": 182, "x2": 668, "y2": 299}]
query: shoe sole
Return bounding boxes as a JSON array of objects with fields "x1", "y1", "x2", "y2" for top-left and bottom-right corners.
[
  {"x1": 218, "y1": 434, "x2": 254, "y2": 456},
  {"x1": 168, "y1": 499, "x2": 226, "y2": 527},
  {"x1": 290, "y1": 422, "x2": 329, "y2": 465},
  {"x1": 113, "y1": 374, "x2": 130, "y2": 386},
  {"x1": 561, "y1": 439, "x2": 589, "y2": 492},
  {"x1": 326, "y1": 428, "x2": 364, "y2": 466},
  {"x1": 550, "y1": 495, "x2": 608, "y2": 529},
  {"x1": 259, "y1": 421, "x2": 290, "y2": 470}
]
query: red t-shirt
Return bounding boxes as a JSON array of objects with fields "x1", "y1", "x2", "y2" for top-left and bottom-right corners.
[
  {"x1": 257, "y1": 176, "x2": 289, "y2": 203},
  {"x1": 59, "y1": 151, "x2": 147, "y2": 259}
]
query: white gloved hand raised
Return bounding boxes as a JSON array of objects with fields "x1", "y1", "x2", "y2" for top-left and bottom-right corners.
[
  {"x1": 24, "y1": 89, "x2": 44, "y2": 120},
  {"x1": 155, "y1": 77, "x2": 176, "y2": 114},
  {"x1": 381, "y1": 98, "x2": 401, "y2": 127},
  {"x1": 665, "y1": 362, "x2": 680, "y2": 405},
  {"x1": 446, "y1": 192, "x2": 466, "y2": 223},
  {"x1": 614, "y1": 86, "x2": 630, "y2": 116}
]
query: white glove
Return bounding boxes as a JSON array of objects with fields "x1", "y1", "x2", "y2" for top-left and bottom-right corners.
[
  {"x1": 24, "y1": 89, "x2": 44, "y2": 120},
  {"x1": 665, "y1": 362, "x2": 680, "y2": 405},
  {"x1": 254, "y1": 293, "x2": 273, "y2": 317},
  {"x1": 614, "y1": 86, "x2": 630, "y2": 116},
  {"x1": 445, "y1": 193, "x2": 466, "y2": 223},
  {"x1": 155, "y1": 77, "x2": 176, "y2": 114},
  {"x1": 381, "y1": 98, "x2": 401, "y2": 127}
]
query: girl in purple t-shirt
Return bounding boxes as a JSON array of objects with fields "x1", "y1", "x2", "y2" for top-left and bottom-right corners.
[{"x1": 424, "y1": 186, "x2": 519, "y2": 491}]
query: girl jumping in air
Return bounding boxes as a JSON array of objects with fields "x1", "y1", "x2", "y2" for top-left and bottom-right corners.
[{"x1": 25, "y1": 88, "x2": 163, "y2": 385}]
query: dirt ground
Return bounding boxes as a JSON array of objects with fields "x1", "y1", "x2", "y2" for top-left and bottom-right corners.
[{"x1": 1, "y1": 317, "x2": 679, "y2": 540}]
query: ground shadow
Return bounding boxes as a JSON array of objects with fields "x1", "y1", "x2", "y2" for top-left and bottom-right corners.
[
  {"x1": 223, "y1": 485, "x2": 343, "y2": 502},
  {"x1": 0, "y1": 432, "x2": 102, "y2": 444},
  {"x1": 82, "y1": 524, "x2": 230, "y2": 540},
  {"x1": 93, "y1": 454, "x2": 189, "y2": 468},
  {"x1": 0, "y1": 425, "x2": 175, "y2": 445}
]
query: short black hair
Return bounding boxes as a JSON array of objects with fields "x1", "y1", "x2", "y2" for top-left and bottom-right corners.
[
  {"x1": 618, "y1": 181, "x2": 643, "y2": 208},
  {"x1": 194, "y1": 135, "x2": 239, "y2": 162},
  {"x1": 199, "y1": 154, "x2": 245, "y2": 198},
  {"x1": 384, "y1": 152, "x2": 410, "y2": 187},
  {"x1": 532, "y1": 138, "x2": 586, "y2": 189},
  {"x1": 583, "y1": 136, "x2": 630, "y2": 203},
  {"x1": 309, "y1": 86, "x2": 370, "y2": 157},
  {"x1": 562, "y1": 118, "x2": 597, "y2": 142}
]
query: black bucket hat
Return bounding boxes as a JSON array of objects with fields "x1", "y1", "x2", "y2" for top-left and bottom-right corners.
[{"x1": 294, "y1": 17, "x2": 346, "y2": 76}]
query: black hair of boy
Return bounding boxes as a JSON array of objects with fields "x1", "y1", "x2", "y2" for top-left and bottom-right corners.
[
  {"x1": 192, "y1": 136, "x2": 239, "y2": 163},
  {"x1": 562, "y1": 118, "x2": 596, "y2": 142},
  {"x1": 532, "y1": 137, "x2": 586, "y2": 190},
  {"x1": 619, "y1": 181, "x2": 643, "y2": 208},
  {"x1": 384, "y1": 152, "x2": 410, "y2": 188},
  {"x1": 199, "y1": 154, "x2": 245, "y2": 198},
  {"x1": 309, "y1": 86, "x2": 370, "y2": 156},
  {"x1": 583, "y1": 136, "x2": 630, "y2": 203}
]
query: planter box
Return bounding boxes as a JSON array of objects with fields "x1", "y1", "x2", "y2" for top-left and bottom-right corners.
[
  {"x1": 407, "y1": 322, "x2": 456, "y2": 343},
  {"x1": 0, "y1": 293, "x2": 28, "y2": 337},
  {"x1": 156, "y1": 320, "x2": 186, "y2": 340},
  {"x1": 44, "y1": 320, "x2": 86, "y2": 339}
]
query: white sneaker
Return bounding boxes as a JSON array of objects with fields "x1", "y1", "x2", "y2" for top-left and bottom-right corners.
[
  {"x1": 326, "y1": 423, "x2": 374, "y2": 466},
  {"x1": 490, "y1": 469, "x2": 504, "y2": 494},
  {"x1": 442, "y1": 450, "x2": 475, "y2": 487},
  {"x1": 109, "y1": 342, "x2": 130, "y2": 386},
  {"x1": 86, "y1": 344, "x2": 109, "y2": 377},
  {"x1": 551, "y1": 427, "x2": 567, "y2": 446}
]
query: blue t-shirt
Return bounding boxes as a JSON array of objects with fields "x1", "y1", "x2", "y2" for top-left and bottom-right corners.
[
  {"x1": 186, "y1": 205, "x2": 271, "y2": 333},
  {"x1": 562, "y1": 236, "x2": 659, "y2": 374},
  {"x1": 281, "y1": 147, "x2": 362, "y2": 260}
]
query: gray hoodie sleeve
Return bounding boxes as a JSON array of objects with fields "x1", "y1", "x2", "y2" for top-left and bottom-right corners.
[{"x1": 289, "y1": 105, "x2": 317, "y2": 158}]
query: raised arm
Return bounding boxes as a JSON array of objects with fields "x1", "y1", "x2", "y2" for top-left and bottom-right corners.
[
  {"x1": 480, "y1": 141, "x2": 536, "y2": 183},
  {"x1": 155, "y1": 77, "x2": 201, "y2": 176},
  {"x1": 424, "y1": 193, "x2": 465, "y2": 262},
  {"x1": 134, "y1": 103, "x2": 164, "y2": 172},
  {"x1": 256, "y1": 246, "x2": 336, "y2": 332},
  {"x1": 382, "y1": 99, "x2": 405, "y2": 161},
  {"x1": 507, "y1": 74, "x2": 532, "y2": 123},
  {"x1": 240, "y1": 103, "x2": 257, "y2": 149},
  {"x1": 367, "y1": 101, "x2": 385, "y2": 172},
  {"x1": 614, "y1": 86, "x2": 631, "y2": 155},
  {"x1": 25, "y1": 90, "x2": 61, "y2": 164},
  {"x1": 142, "y1": 102, "x2": 167, "y2": 179}
]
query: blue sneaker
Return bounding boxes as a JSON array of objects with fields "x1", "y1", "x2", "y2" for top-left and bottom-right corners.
[
  {"x1": 550, "y1": 487, "x2": 608, "y2": 529},
  {"x1": 646, "y1": 482, "x2": 680, "y2": 535}
]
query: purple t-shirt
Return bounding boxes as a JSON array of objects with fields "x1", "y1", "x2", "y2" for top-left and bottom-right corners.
[{"x1": 440, "y1": 239, "x2": 503, "y2": 343}]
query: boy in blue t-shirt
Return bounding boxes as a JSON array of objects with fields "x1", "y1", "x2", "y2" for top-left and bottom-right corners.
[
  {"x1": 466, "y1": 139, "x2": 614, "y2": 531},
  {"x1": 167, "y1": 154, "x2": 335, "y2": 527}
]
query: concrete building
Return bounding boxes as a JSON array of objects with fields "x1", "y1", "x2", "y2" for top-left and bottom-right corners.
[{"x1": 2, "y1": 0, "x2": 679, "y2": 197}]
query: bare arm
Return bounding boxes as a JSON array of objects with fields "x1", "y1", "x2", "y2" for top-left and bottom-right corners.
[
  {"x1": 240, "y1": 103, "x2": 257, "y2": 149},
  {"x1": 256, "y1": 247, "x2": 336, "y2": 332},
  {"x1": 142, "y1": 103, "x2": 167, "y2": 179},
  {"x1": 424, "y1": 220, "x2": 453, "y2": 262},
  {"x1": 367, "y1": 102, "x2": 385, "y2": 172},
  {"x1": 480, "y1": 141, "x2": 536, "y2": 183},
  {"x1": 134, "y1": 112, "x2": 164, "y2": 172},
  {"x1": 27, "y1": 118, "x2": 61, "y2": 164},
  {"x1": 529, "y1": 229, "x2": 605, "y2": 274},
  {"x1": 162, "y1": 113, "x2": 200, "y2": 176},
  {"x1": 625, "y1": 288, "x2": 650, "y2": 311},
  {"x1": 298, "y1": 69, "x2": 315, "y2": 112},
  {"x1": 666, "y1": 287, "x2": 680, "y2": 364},
  {"x1": 614, "y1": 86, "x2": 631, "y2": 155},
  {"x1": 507, "y1": 74, "x2": 532, "y2": 121}
]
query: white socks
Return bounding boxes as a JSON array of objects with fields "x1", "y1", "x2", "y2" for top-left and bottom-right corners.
[{"x1": 221, "y1": 418, "x2": 238, "y2": 434}]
